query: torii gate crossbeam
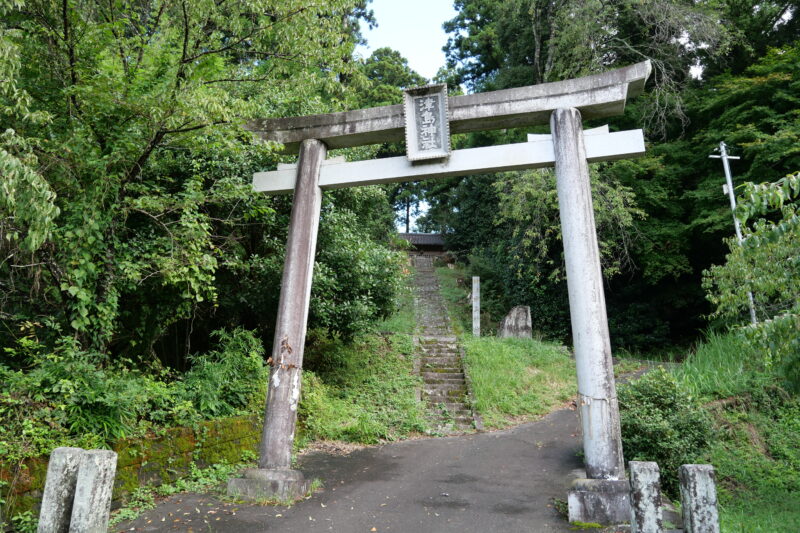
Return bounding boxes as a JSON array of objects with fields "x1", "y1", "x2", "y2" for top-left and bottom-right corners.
[{"x1": 228, "y1": 61, "x2": 652, "y2": 526}]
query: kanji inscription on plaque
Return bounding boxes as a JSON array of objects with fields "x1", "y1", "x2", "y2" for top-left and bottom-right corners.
[{"x1": 403, "y1": 84, "x2": 451, "y2": 161}]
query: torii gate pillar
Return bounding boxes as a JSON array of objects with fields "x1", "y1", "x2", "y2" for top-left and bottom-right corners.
[
  {"x1": 227, "y1": 139, "x2": 326, "y2": 500},
  {"x1": 552, "y1": 109, "x2": 630, "y2": 523}
]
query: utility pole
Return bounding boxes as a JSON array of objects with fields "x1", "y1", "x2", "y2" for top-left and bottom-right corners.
[{"x1": 710, "y1": 141, "x2": 758, "y2": 325}]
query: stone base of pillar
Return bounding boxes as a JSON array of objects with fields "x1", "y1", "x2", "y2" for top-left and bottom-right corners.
[
  {"x1": 227, "y1": 468, "x2": 310, "y2": 502},
  {"x1": 568, "y1": 478, "x2": 631, "y2": 525}
]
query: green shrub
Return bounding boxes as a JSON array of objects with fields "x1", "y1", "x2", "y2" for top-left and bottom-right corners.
[
  {"x1": 180, "y1": 328, "x2": 267, "y2": 418},
  {"x1": 619, "y1": 367, "x2": 714, "y2": 496},
  {"x1": 3, "y1": 337, "x2": 167, "y2": 441}
]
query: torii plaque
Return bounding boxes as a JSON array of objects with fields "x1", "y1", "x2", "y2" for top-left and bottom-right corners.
[{"x1": 228, "y1": 62, "x2": 652, "y2": 525}]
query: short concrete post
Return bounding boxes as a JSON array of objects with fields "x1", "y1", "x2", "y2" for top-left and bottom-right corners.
[
  {"x1": 553, "y1": 108, "x2": 628, "y2": 524},
  {"x1": 68, "y1": 450, "x2": 117, "y2": 533},
  {"x1": 228, "y1": 138, "x2": 326, "y2": 500},
  {"x1": 472, "y1": 276, "x2": 480, "y2": 336},
  {"x1": 679, "y1": 465, "x2": 720, "y2": 533},
  {"x1": 629, "y1": 461, "x2": 664, "y2": 533},
  {"x1": 37, "y1": 447, "x2": 84, "y2": 533}
]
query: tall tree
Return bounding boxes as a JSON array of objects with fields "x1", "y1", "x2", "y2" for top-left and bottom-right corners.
[
  {"x1": 0, "y1": 0, "x2": 387, "y2": 354},
  {"x1": 444, "y1": 0, "x2": 729, "y2": 135}
]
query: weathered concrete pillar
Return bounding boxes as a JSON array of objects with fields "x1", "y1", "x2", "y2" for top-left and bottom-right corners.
[
  {"x1": 37, "y1": 447, "x2": 84, "y2": 533},
  {"x1": 629, "y1": 461, "x2": 664, "y2": 533},
  {"x1": 679, "y1": 465, "x2": 720, "y2": 533},
  {"x1": 472, "y1": 276, "x2": 480, "y2": 336},
  {"x1": 553, "y1": 108, "x2": 628, "y2": 524},
  {"x1": 68, "y1": 450, "x2": 117, "y2": 533},
  {"x1": 228, "y1": 138, "x2": 325, "y2": 500}
]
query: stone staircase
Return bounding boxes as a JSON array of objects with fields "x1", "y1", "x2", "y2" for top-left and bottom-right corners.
[{"x1": 411, "y1": 254, "x2": 477, "y2": 433}]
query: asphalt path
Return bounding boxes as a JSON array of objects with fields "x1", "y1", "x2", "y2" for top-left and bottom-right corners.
[{"x1": 116, "y1": 407, "x2": 588, "y2": 533}]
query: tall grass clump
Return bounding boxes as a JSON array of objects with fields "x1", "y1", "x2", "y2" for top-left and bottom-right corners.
[
  {"x1": 462, "y1": 337, "x2": 575, "y2": 428},
  {"x1": 672, "y1": 330, "x2": 769, "y2": 400}
]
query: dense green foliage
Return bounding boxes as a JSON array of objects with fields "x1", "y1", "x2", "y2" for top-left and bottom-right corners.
[
  {"x1": 0, "y1": 328, "x2": 267, "y2": 458},
  {"x1": 705, "y1": 170, "x2": 800, "y2": 387},
  {"x1": 0, "y1": 0, "x2": 403, "y2": 364},
  {"x1": 0, "y1": 3, "x2": 419, "y2": 525}
]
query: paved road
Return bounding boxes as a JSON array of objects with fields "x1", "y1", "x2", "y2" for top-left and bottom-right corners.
[{"x1": 116, "y1": 408, "x2": 586, "y2": 533}]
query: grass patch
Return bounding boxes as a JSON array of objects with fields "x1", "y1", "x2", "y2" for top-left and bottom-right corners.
[
  {"x1": 374, "y1": 265, "x2": 417, "y2": 336},
  {"x1": 462, "y1": 336, "x2": 575, "y2": 428},
  {"x1": 298, "y1": 270, "x2": 427, "y2": 445},
  {"x1": 718, "y1": 492, "x2": 800, "y2": 533},
  {"x1": 298, "y1": 332, "x2": 427, "y2": 445},
  {"x1": 707, "y1": 393, "x2": 800, "y2": 533}
]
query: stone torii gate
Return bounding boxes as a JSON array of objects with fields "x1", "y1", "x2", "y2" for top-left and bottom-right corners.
[{"x1": 227, "y1": 61, "x2": 651, "y2": 525}]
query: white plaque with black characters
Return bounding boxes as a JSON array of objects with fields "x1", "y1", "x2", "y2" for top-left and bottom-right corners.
[{"x1": 403, "y1": 84, "x2": 451, "y2": 161}]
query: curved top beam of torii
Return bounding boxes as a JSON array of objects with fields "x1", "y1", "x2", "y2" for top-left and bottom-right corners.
[{"x1": 247, "y1": 61, "x2": 651, "y2": 153}]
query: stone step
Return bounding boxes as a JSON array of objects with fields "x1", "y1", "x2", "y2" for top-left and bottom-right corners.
[
  {"x1": 421, "y1": 369, "x2": 462, "y2": 376},
  {"x1": 422, "y1": 366, "x2": 461, "y2": 374},
  {"x1": 428, "y1": 408, "x2": 472, "y2": 416},
  {"x1": 427, "y1": 401, "x2": 470, "y2": 410},
  {"x1": 420, "y1": 363, "x2": 461, "y2": 370},
  {"x1": 421, "y1": 343, "x2": 457, "y2": 349},
  {"x1": 422, "y1": 377, "x2": 466, "y2": 385},
  {"x1": 421, "y1": 366, "x2": 461, "y2": 373},
  {"x1": 421, "y1": 350, "x2": 458, "y2": 357},
  {"x1": 420, "y1": 344, "x2": 457, "y2": 349},
  {"x1": 425, "y1": 394, "x2": 467, "y2": 404},
  {"x1": 424, "y1": 392, "x2": 467, "y2": 401},
  {"x1": 421, "y1": 368, "x2": 462, "y2": 375},
  {"x1": 420, "y1": 356, "x2": 461, "y2": 364},
  {"x1": 429, "y1": 416, "x2": 474, "y2": 425},
  {"x1": 419, "y1": 336, "x2": 458, "y2": 344},
  {"x1": 420, "y1": 362, "x2": 461, "y2": 369},
  {"x1": 421, "y1": 371, "x2": 464, "y2": 380},
  {"x1": 423, "y1": 383, "x2": 466, "y2": 392}
]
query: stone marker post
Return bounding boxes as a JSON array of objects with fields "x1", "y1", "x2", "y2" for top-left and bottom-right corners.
[
  {"x1": 553, "y1": 108, "x2": 629, "y2": 524},
  {"x1": 629, "y1": 461, "x2": 664, "y2": 533},
  {"x1": 37, "y1": 447, "x2": 84, "y2": 533},
  {"x1": 679, "y1": 465, "x2": 720, "y2": 533},
  {"x1": 472, "y1": 276, "x2": 480, "y2": 337},
  {"x1": 68, "y1": 450, "x2": 117, "y2": 533},
  {"x1": 228, "y1": 138, "x2": 326, "y2": 500}
]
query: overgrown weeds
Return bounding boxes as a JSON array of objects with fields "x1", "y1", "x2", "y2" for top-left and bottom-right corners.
[
  {"x1": 672, "y1": 330, "x2": 769, "y2": 400},
  {"x1": 298, "y1": 331, "x2": 426, "y2": 445},
  {"x1": 0, "y1": 327, "x2": 267, "y2": 528}
]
